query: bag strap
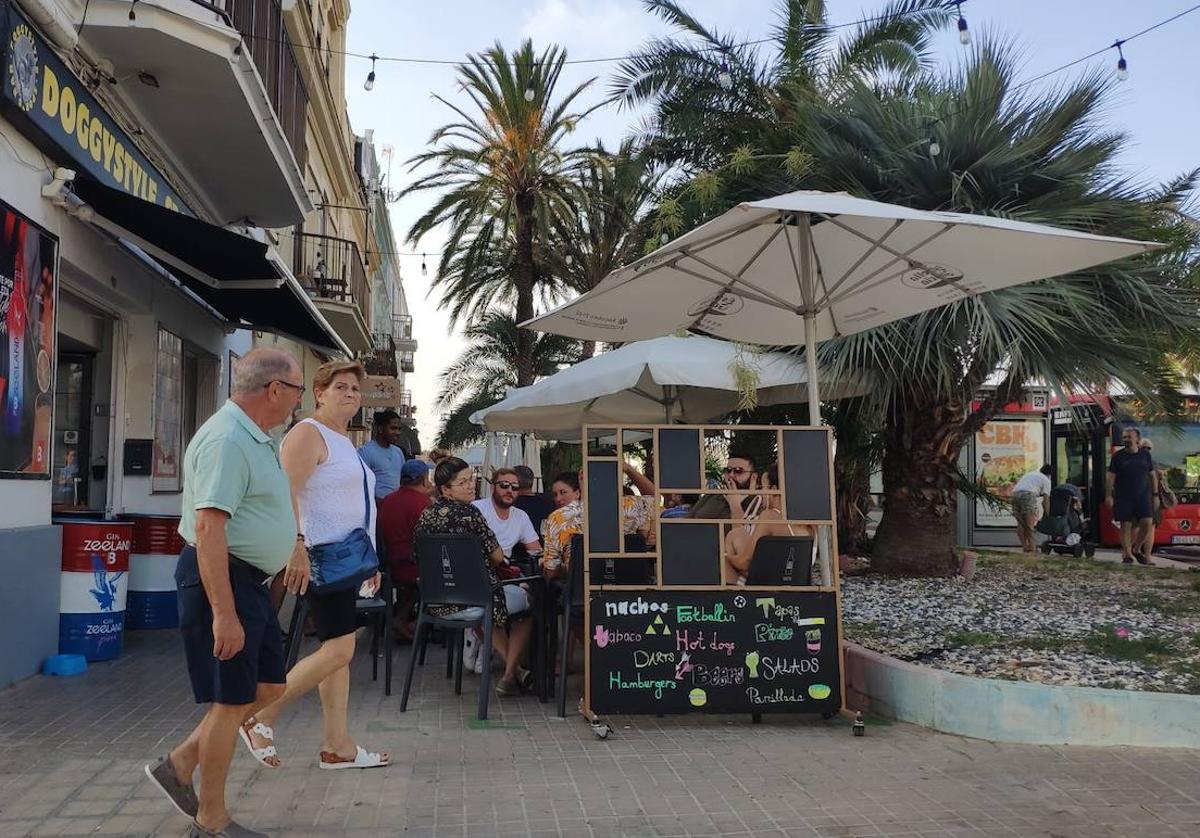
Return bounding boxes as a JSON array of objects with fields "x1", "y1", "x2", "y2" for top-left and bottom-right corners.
[{"x1": 357, "y1": 456, "x2": 371, "y2": 530}]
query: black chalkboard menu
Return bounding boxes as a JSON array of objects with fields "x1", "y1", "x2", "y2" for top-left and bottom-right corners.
[{"x1": 589, "y1": 590, "x2": 840, "y2": 715}]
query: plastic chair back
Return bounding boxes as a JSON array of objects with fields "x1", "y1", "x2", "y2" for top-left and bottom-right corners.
[
  {"x1": 414, "y1": 533, "x2": 493, "y2": 609},
  {"x1": 745, "y1": 536, "x2": 815, "y2": 586}
]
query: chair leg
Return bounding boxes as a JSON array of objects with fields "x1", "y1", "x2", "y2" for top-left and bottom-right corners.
[
  {"x1": 371, "y1": 612, "x2": 380, "y2": 683},
  {"x1": 445, "y1": 629, "x2": 456, "y2": 679},
  {"x1": 383, "y1": 595, "x2": 394, "y2": 698},
  {"x1": 400, "y1": 615, "x2": 428, "y2": 713},
  {"x1": 454, "y1": 629, "x2": 465, "y2": 696},
  {"x1": 557, "y1": 613, "x2": 572, "y2": 718},
  {"x1": 478, "y1": 614, "x2": 494, "y2": 721},
  {"x1": 285, "y1": 594, "x2": 309, "y2": 672}
]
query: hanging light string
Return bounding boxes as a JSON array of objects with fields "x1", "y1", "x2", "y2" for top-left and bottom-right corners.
[{"x1": 924, "y1": 2, "x2": 1200, "y2": 156}]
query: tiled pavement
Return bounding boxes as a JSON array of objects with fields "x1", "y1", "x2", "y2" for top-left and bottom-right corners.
[{"x1": 1, "y1": 631, "x2": 1198, "y2": 837}]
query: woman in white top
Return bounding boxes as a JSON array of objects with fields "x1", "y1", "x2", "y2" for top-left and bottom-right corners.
[{"x1": 241, "y1": 361, "x2": 388, "y2": 771}]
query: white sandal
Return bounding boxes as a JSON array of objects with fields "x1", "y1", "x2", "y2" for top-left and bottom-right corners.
[
  {"x1": 238, "y1": 718, "x2": 280, "y2": 769},
  {"x1": 318, "y1": 745, "x2": 389, "y2": 770}
]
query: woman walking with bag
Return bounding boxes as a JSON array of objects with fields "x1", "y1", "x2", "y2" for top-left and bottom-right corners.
[{"x1": 240, "y1": 360, "x2": 389, "y2": 771}]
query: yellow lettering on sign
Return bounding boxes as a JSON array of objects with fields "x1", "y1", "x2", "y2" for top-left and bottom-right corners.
[
  {"x1": 102, "y1": 129, "x2": 116, "y2": 172},
  {"x1": 164, "y1": 196, "x2": 178, "y2": 212},
  {"x1": 147, "y1": 179, "x2": 157, "y2": 204},
  {"x1": 88, "y1": 119, "x2": 102, "y2": 163},
  {"x1": 40, "y1": 65, "x2": 60, "y2": 117},
  {"x1": 75, "y1": 102, "x2": 90, "y2": 151},
  {"x1": 112, "y1": 142, "x2": 124, "y2": 183},
  {"x1": 59, "y1": 85, "x2": 76, "y2": 135}
]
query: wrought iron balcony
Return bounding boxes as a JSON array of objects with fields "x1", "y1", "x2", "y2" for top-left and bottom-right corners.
[
  {"x1": 362, "y1": 332, "x2": 398, "y2": 377},
  {"x1": 398, "y1": 390, "x2": 416, "y2": 424},
  {"x1": 393, "y1": 314, "x2": 418, "y2": 352},
  {"x1": 400, "y1": 351, "x2": 415, "y2": 373},
  {"x1": 286, "y1": 230, "x2": 372, "y2": 351}
]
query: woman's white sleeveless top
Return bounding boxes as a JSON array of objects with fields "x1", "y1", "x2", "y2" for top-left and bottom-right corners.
[{"x1": 295, "y1": 418, "x2": 377, "y2": 548}]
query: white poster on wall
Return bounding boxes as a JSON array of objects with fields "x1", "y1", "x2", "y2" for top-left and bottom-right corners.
[{"x1": 975, "y1": 419, "x2": 1045, "y2": 527}]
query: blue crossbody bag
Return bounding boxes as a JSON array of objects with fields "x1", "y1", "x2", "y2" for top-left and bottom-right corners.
[{"x1": 307, "y1": 458, "x2": 378, "y2": 595}]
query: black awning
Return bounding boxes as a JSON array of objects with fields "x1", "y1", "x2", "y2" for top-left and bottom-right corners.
[{"x1": 72, "y1": 178, "x2": 346, "y2": 353}]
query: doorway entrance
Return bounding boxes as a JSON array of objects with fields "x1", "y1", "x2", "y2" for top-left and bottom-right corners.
[{"x1": 52, "y1": 352, "x2": 93, "y2": 509}]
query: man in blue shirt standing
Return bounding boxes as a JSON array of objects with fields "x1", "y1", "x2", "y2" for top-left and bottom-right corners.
[{"x1": 359, "y1": 409, "x2": 406, "y2": 501}]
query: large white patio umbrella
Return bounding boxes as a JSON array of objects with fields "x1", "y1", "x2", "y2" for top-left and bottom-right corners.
[
  {"x1": 470, "y1": 335, "x2": 867, "y2": 440},
  {"x1": 525, "y1": 190, "x2": 1162, "y2": 426}
]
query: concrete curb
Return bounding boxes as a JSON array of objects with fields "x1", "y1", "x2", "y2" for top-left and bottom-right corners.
[{"x1": 843, "y1": 641, "x2": 1200, "y2": 748}]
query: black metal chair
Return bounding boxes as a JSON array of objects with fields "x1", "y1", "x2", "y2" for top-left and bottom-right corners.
[
  {"x1": 400, "y1": 533, "x2": 539, "y2": 720},
  {"x1": 556, "y1": 534, "x2": 586, "y2": 718},
  {"x1": 745, "y1": 536, "x2": 815, "y2": 586},
  {"x1": 283, "y1": 569, "x2": 394, "y2": 695}
]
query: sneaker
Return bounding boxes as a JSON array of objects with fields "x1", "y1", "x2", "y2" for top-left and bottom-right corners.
[
  {"x1": 495, "y1": 678, "x2": 521, "y2": 697},
  {"x1": 144, "y1": 754, "x2": 198, "y2": 818},
  {"x1": 189, "y1": 819, "x2": 267, "y2": 838},
  {"x1": 462, "y1": 632, "x2": 479, "y2": 671}
]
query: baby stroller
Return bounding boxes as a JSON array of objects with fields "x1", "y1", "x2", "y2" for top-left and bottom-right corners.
[{"x1": 1036, "y1": 484, "x2": 1096, "y2": 558}]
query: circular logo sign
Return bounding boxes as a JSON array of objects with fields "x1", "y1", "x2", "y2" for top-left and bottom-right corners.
[
  {"x1": 900, "y1": 263, "x2": 964, "y2": 291},
  {"x1": 1180, "y1": 519, "x2": 1192, "y2": 532},
  {"x1": 6, "y1": 24, "x2": 39, "y2": 114},
  {"x1": 686, "y1": 292, "x2": 745, "y2": 318}
]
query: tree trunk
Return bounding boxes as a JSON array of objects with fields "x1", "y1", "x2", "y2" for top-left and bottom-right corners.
[
  {"x1": 514, "y1": 193, "x2": 536, "y2": 387},
  {"x1": 871, "y1": 398, "x2": 968, "y2": 576},
  {"x1": 835, "y1": 453, "x2": 872, "y2": 556}
]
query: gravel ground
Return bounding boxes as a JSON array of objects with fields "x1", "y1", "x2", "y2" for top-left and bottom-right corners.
[{"x1": 841, "y1": 555, "x2": 1200, "y2": 693}]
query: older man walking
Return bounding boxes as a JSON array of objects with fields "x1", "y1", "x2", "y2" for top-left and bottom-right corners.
[{"x1": 144, "y1": 348, "x2": 305, "y2": 838}]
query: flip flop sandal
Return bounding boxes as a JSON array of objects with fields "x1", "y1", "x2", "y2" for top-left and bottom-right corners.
[
  {"x1": 318, "y1": 745, "x2": 389, "y2": 770},
  {"x1": 238, "y1": 718, "x2": 280, "y2": 769}
]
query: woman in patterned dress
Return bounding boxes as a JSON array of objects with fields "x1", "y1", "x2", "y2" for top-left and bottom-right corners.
[{"x1": 414, "y1": 457, "x2": 534, "y2": 696}]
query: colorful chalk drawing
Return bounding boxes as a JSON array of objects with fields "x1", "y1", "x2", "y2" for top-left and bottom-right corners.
[
  {"x1": 733, "y1": 595, "x2": 747, "y2": 608},
  {"x1": 603, "y1": 598, "x2": 668, "y2": 617},
  {"x1": 754, "y1": 624, "x2": 794, "y2": 642},
  {"x1": 689, "y1": 688, "x2": 707, "y2": 707},
  {"x1": 675, "y1": 629, "x2": 735, "y2": 656},
  {"x1": 674, "y1": 652, "x2": 693, "y2": 681},
  {"x1": 645, "y1": 613, "x2": 670, "y2": 635},
  {"x1": 608, "y1": 671, "x2": 677, "y2": 699},
  {"x1": 759, "y1": 656, "x2": 820, "y2": 680},
  {"x1": 805, "y1": 628, "x2": 822, "y2": 654},
  {"x1": 755, "y1": 597, "x2": 776, "y2": 617},
  {"x1": 746, "y1": 687, "x2": 806, "y2": 705},
  {"x1": 675, "y1": 603, "x2": 735, "y2": 623},
  {"x1": 808, "y1": 684, "x2": 832, "y2": 700},
  {"x1": 744, "y1": 651, "x2": 761, "y2": 679},
  {"x1": 594, "y1": 625, "x2": 610, "y2": 648}
]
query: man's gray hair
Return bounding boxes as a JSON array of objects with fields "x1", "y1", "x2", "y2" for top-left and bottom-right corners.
[{"x1": 232, "y1": 348, "x2": 298, "y2": 395}]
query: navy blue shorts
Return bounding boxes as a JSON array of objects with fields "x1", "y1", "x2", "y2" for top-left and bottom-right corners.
[
  {"x1": 176, "y1": 546, "x2": 286, "y2": 705},
  {"x1": 1113, "y1": 490, "x2": 1154, "y2": 524}
]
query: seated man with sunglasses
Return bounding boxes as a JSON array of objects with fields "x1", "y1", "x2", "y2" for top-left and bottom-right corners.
[
  {"x1": 473, "y1": 468, "x2": 543, "y2": 563},
  {"x1": 686, "y1": 451, "x2": 760, "y2": 520}
]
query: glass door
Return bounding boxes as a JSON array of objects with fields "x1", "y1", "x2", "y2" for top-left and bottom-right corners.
[{"x1": 53, "y1": 354, "x2": 92, "y2": 509}]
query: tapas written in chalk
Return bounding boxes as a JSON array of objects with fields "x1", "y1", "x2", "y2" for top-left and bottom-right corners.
[{"x1": 589, "y1": 590, "x2": 840, "y2": 715}]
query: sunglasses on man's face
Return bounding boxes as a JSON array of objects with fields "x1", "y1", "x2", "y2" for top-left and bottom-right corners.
[
  {"x1": 723, "y1": 466, "x2": 749, "y2": 475},
  {"x1": 494, "y1": 481, "x2": 519, "y2": 491}
]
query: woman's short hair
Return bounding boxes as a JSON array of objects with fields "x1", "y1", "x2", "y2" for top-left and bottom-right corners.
[
  {"x1": 312, "y1": 360, "x2": 365, "y2": 398},
  {"x1": 434, "y1": 456, "x2": 472, "y2": 493},
  {"x1": 551, "y1": 471, "x2": 580, "y2": 493}
]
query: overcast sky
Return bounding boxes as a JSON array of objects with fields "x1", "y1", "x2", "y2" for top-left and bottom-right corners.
[{"x1": 343, "y1": 0, "x2": 1200, "y2": 448}]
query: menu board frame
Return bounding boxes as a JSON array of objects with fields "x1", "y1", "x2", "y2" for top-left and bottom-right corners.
[{"x1": 581, "y1": 423, "x2": 846, "y2": 719}]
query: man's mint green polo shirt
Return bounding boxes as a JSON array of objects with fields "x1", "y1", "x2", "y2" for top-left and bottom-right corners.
[{"x1": 178, "y1": 400, "x2": 296, "y2": 575}]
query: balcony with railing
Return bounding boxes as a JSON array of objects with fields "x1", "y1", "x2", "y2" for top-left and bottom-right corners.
[
  {"x1": 398, "y1": 390, "x2": 416, "y2": 426},
  {"x1": 392, "y1": 314, "x2": 418, "y2": 353},
  {"x1": 286, "y1": 231, "x2": 373, "y2": 352},
  {"x1": 362, "y1": 332, "x2": 399, "y2": 377},
  {"x1": 400, "y1": 351, "x2": 415, "y2": 374},
  {"x1": 78, "y1": 0, "x2": 311, "y2": 226}
]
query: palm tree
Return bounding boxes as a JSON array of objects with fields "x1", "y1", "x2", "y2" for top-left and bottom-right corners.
[
  {"x1": 543, "y1": 140, "x2": 663, "y2": 358},
  {"x1": 435, "y1": 311, "x2": 581, "y2": 450},
  {"x1": 403, "y1": 40, "x2": 598, "y2": 386},
  {"x1": 806, "y1": 44, "x2": 1200, "y2": 574},
  {"x1": 614, "y1": 0, "x2": 950, "y2": 187}
]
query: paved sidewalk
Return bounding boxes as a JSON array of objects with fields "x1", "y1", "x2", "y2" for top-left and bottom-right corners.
[{"x1": 1, "y1": 631, "x2": 1198, "y2": 837}]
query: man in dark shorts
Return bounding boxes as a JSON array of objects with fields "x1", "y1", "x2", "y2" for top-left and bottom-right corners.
[
  {"x1": 143, "y1": 348, "x2": 304, "y2": 838},
  {"x1": 1107, "y1": 426, "x2": 1159, "y2": 565}
]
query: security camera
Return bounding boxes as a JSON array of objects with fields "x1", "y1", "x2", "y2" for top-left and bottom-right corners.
[{"x1": 41, "y1": 168, "x2": 77, "y2": 204}]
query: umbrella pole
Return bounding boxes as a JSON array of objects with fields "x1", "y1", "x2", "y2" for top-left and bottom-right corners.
[{"x1": 798, "y1": 214, "x2": 832, "y2": 584}]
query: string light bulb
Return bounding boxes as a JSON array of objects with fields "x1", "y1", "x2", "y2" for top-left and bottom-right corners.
[
  {"x1": 564, "y1": 254, "x2": 573, "y2": 266},
  {"x1": 128, "y1": 0, "x2": 138, "y2": 21},
  {"x1": 420, "y1": 254, "x2": 427, "y2": 276},
  {"x1": 1114, "y1": 41, "x2": 1129, "y2": 81},
  {"x1": 928, "y1": 137, "x2": 941, "y2": 158},
  {"x1": 717, "y1": 59, "x2": 733, "y2": 91},
  {"x1": 524, "y1": 83, "x2": 535, "y2": 102},
  {"x1": 955, "y1": 1, "x2": 970, "y2": 45},
  {"x1": 364, "y1": 54, "x2": 377, "y2": 91},
  {"x1": 660, "y1": 232, "x2": 670, "y2": 245}
]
